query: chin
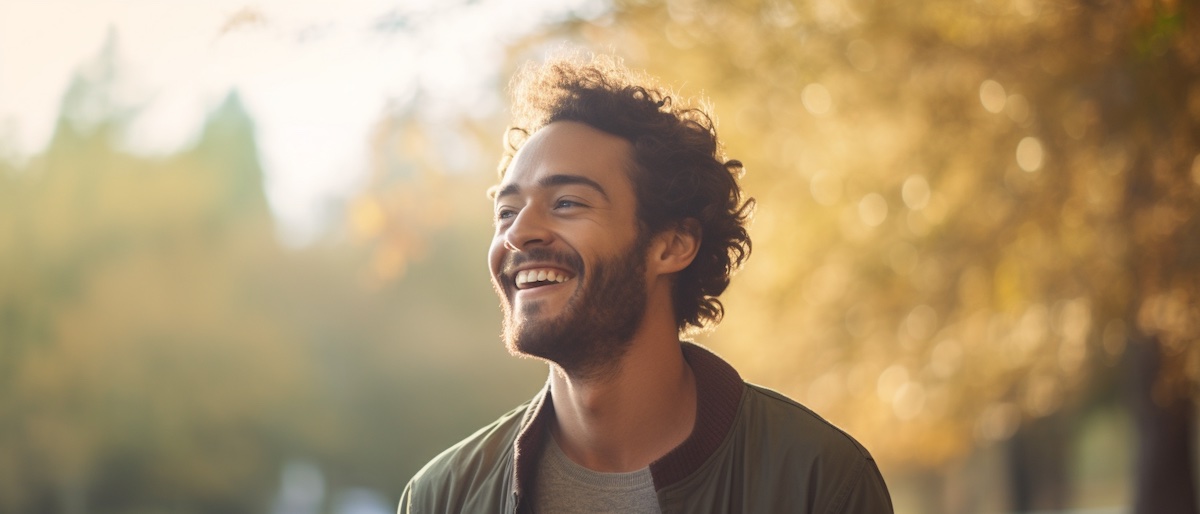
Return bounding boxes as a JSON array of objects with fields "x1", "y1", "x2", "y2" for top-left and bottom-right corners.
[
  {"x1": 502, "y1": 312, "x2": 563, "y2": 361},
  {"x1": 502, "y1": 305, "x2": 643, "y2": 381}
]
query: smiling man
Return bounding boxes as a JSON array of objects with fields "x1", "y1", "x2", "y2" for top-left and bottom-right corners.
[{"x1": 399, "y1": 55, "x2": 892, "y2": 514}]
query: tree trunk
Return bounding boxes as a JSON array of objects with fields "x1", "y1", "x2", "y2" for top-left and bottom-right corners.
[
  {"x1": 1006, "y1": 410, "x2": 1071, "y2": 511},
  {"x1": 1130, "y1": 335, "x2": 1198, "y2": 514}
]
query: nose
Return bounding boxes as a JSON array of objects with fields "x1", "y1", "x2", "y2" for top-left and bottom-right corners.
[{"x1": 503, "y1": 207, "x2": 553, "y2": 251}]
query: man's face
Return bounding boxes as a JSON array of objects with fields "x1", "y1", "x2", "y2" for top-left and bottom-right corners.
[{"x1": 489, "y1": 121, "x2": 649, "y2": 379}]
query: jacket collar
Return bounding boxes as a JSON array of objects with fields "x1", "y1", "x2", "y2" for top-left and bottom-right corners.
[{"x1": 510, "y1": 342, "x2": 745, "y2": 504}]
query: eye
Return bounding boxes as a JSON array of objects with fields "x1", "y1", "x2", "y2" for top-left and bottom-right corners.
[
  {"x1": 495, "y1": 207, "x2": 517, "y2": 222},
  {"x1": 554, "y1": 199, "x2": 584, "y2": 209}
]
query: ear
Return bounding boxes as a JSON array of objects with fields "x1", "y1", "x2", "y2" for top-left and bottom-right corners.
[{"x1": 649, "y1": 219, "x2": 701, "y2": 276}]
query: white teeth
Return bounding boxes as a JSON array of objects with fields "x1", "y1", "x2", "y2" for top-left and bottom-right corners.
[{"x1": 514, "y1": 268, "x2": 572, "y2": 288}]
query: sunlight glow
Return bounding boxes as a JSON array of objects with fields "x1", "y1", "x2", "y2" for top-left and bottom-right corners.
[{"x1": 0, "y1": 0, "x2": 605, "y2": 246}]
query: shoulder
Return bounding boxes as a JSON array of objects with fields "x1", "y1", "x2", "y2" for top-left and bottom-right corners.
[
  {"x1": 737, "y1": 383, "x2": 893, "y2": 512},
  {"x1": 400, "y1": 402, "x2": 529, "y2": 513},
  {"x1": 740, "y1": 383, "x2": 876, "y2": 462}
]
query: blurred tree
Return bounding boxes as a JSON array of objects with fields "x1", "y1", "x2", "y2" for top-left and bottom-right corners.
[
  {"x1": 0, "y1": 37, "x2": 328, "y2": 513},
  {"x1": 487, "y1": 0, "x2": 1199, "y2": 511},
  {"x1": 1, "y1": 19, "x2": 560, "y2": 514},
  {"x1": 189, "y1": 92, "x2": 273, "y2": 224},
  {"x1": 343, "y1": 93, "x2": 547, "y2": 495}
]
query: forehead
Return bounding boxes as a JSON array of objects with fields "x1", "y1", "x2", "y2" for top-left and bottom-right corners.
[{"x1": 495, "y1": 121, "x2": 635, "y2": 197}]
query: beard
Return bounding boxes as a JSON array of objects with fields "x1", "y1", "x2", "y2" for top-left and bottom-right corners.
[{"x1": 495, "y1": 234, "x2": 650, "y2": 381}]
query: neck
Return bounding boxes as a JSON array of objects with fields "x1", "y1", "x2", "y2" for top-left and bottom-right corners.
[{"x1": 547, "y1": 306, "x2": 697, "y2": 473}]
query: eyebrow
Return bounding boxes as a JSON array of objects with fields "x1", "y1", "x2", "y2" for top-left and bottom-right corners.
[{"x1": 491, "y1": 174, "x2": 610, "y2": 202}]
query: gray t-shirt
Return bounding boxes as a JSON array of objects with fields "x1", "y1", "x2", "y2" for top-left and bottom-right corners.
[{"x1": 532, "y1": 436, "x2": 662, "y2": 514}]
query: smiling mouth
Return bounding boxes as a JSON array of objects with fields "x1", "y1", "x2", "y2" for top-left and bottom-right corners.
[{"x1": 514, "y1": 268, "x2": 575, "y2": 290}]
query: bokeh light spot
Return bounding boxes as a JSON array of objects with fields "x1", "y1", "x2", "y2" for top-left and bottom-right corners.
[
  {"x1": 979, "y1": 80, "x2": 1006, "y2": 113},
  {"x1": 1006, "y1": 94, "x2": 1031, "y2": 124},
  {"x1": 905, "y1": 304, "x2": 939, "y2": 340},
  {"x1": 877, "y1": 364, "x2": 909, "y2": 402},
  {"x1": 858, "y1": 193, "x2": 888, "y2": 227},
  {"x1": 1192, "y1": 154, "x2": 1200, "y2": 186},
  {"x1": 1057, "y1": 298, "x2": 1092, "y2": 341},
  {"x1": 350, "y1": 197, "x2": 386, "y2": 239},
  {"x1": 802, "y1": 83, "x2": 832, "y2": 115},
  {"x1": 901, "y1": 174, "x2": 931, "y2": 210},
  {"x1": 807, "y1": 371, "x2": 846, "y2": 412},
  {"x1": 763, "y1": 0, "x2": 800, "y2": 28},
  {"x1": 893, "y1": 382, "x2": 926, "y2": 420},
  {"x1": 809, "y1": 170, "x2": 843, "y2": 205},
  {"x1": 1016, "y1": 136, "x2": 1044, "y2": 171},
  {"x1": 1014, "y1": 0, "x2": 1040, "y2": 17}
]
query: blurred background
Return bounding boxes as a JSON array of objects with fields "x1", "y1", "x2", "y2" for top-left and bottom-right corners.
[{"x1": 2, "y1": 0, "x2": 1198, "y2": 513}]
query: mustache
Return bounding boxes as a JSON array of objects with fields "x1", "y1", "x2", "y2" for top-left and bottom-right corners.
[{"x1": 503, "y1": 247, "x2": 583, "y2": 276}]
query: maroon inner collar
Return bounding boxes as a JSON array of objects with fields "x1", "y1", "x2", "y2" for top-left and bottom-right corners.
[{"x1": 510, "y1": 342, "x2": 745, "y2": 499}]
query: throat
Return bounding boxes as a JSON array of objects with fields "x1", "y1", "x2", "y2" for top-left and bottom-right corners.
[{"x1": 547, "y1": 353, "x2": 697, "y2": 473}]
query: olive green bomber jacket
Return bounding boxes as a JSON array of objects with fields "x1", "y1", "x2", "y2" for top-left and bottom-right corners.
[{"x1": 399, "y1": 344, "x2": 893, "y2": 513}]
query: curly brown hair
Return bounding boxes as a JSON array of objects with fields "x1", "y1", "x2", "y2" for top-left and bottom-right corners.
[{"x1": 499, "y1": 54, "x2": 754, "y2": 334}]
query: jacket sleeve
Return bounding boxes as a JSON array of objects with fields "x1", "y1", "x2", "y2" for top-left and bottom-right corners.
[{"x1": 833, "y1": 458, "x2": 893, "y2": 514}]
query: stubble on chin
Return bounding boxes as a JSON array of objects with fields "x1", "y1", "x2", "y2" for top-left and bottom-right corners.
[
  {"x1": 500, "y1": 299, "x2": 541, "y2": 357},
  {"x1": 497, "y1": 237, "x2": 649, "y2": 382}
]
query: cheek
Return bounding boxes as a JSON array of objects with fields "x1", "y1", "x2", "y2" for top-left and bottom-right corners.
[{"x1": 487, "y1": 238, "x2": 506, "y2": 278}]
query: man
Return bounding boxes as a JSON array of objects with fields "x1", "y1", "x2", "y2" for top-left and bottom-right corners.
[{"x1": 399, "y1": 55, "x2": 892, "y2": 513}]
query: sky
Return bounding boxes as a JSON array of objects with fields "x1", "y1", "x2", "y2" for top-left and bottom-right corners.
[{"x1": 0, "y1": 0, "x2": 604, "y2": 245}]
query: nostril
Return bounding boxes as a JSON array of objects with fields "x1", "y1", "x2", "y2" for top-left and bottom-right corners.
[{"x1": 507, "y1": 236, "x2": 547, "y2": 250}]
